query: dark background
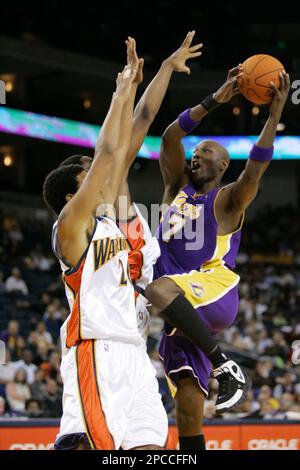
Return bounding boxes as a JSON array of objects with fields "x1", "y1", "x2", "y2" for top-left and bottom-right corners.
[{"x1": 0, "y1": 1, "x2": 299, "y2": 201}]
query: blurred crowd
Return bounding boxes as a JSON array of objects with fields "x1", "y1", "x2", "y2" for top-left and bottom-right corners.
[{"x1": 0, "y1": 204, "x2": 300, "y2": 420}]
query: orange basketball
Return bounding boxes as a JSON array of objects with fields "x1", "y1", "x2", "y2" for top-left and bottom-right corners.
[{"x1": 238, "y1": 54, "x2": 285, "y2": 105}]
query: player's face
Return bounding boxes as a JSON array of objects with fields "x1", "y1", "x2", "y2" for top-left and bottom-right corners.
[{"x1": 191, "y1": 141, "x2": 223, "y2": 187}]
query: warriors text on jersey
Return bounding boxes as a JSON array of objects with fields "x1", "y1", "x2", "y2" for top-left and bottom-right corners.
[{"x1": 52, "y1": 216, "x2": 141, "y2": 348}]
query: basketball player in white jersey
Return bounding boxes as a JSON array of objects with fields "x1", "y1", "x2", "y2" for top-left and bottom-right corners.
[
  {"x1": 43, "y1": 58, "x2": 169, "y2": 450},
  {"x1": 44, "y1": 34, "x2": 203, "y2": 450},
  {"x1": 57, "y1": 34, "x2": 203, "y2": 343}
]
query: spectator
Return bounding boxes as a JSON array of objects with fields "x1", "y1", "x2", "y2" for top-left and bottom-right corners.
[
  {"x1": 5, "y1": 267, "x2": 28, "y2": 296},
  {"x1": 5, "y1": 369, "x2": 31, "y2": 413},
  {"x1": 31, "y1": 244, "x2": 54, "y2": 272},
  {"x1": 35, "y1": 340, "x2": 51, "y2": 369},
  {"x1": 42, "y1": 379, "x2": 62, "y2": 418},
  {"x1": 280, "y1": 392, "x2": 296, "y2": 412},
  {"x1": 43, "y1": 304, "x2": 62, "y2": 343},
  {"x1": 0, "y1": 350, "x2": 17, "y2": 387},
  {"x1": 25, "y1": 398, "x2": 44, "y2": 418},
  {"x1": 35, "y1": 321, "x2": 53, "y2": 345},
  {"x1": 13, "y1": 350, "x2": 37, "y2": 384},
  {"x1": 30, "y1": 368, "x2": 46, "y2": 402},
  {"x1": 0, "y1": 397, "x2": 12, "y2": 417},
  {"x1": 14, "y1": 336, "x2": 27, "y2": 362},
  {"x1": 48, "y1": 351, "x2": 61, "y2": 381},
  {"x1": 0, "y1": 321, "x2": 25, "y2": 361},
  {"x1": 251, "y1": 359, "x2": 275, "y2": 389},
  {"x1": 265, "y1": 331, "x2": 290, "y2": 361}
]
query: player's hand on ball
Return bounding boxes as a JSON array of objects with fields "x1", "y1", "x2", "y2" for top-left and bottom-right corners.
[
  {"x1": 269, "y1": 70, "x2": 290, "y2": 119},
  {"x1": 165, "y1": 30, "x2": 203, "y2": 75},
  {"x1": 213, "y1": 65, "x2": 243, "y2": 103},
  {"x1": 125, "y1": 36, "x2": 144, "y2": 85}
]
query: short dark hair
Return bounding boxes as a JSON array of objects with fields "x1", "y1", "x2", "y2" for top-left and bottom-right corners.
[
  {"x1": 25, "y1": 398, "x2": 42, "y2": 410},
  {"x1": 58, "y1": 154, "x2": 85, "y2": 168},
  {"x1": 43, "y1": 164, "x2": 83, "y2": 215}
]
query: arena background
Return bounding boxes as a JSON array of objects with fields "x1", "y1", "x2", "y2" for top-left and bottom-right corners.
[{"x1": 0, "y1": 1, "x2": 300, "y2": 451}]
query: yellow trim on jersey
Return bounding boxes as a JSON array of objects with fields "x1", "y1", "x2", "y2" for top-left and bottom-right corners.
[
  {"x1": 213, "y1": 186, "x2": 245, "y2": 234},
  {"x1": 198, "y1": 189, "x2": 245, "y2": 271},
  {"x1": 168, "y1": 265, "x2": 239, "y2": 309}
]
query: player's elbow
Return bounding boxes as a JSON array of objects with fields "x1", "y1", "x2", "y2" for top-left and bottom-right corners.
[
  {"x1": 242, "y1": 170, "x2": 262, "y2": 189},
  {"x1": 139, "y1": 104, "x2": 153, "y2": 123},
  {"x1": 95, "y1": 141, "x2": 116, "y2": 157},
  {"x1": 162, "y1": 123, "x2": 178, "y2": 143}
]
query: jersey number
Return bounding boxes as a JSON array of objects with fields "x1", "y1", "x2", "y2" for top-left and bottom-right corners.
[{"x1": 119, "y1": 259, "x2": 128, "y2": 286}]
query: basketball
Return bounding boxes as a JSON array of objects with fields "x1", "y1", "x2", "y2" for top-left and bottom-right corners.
[{"x1": 238, "y1": 54, "x2": 285, "y2": 105}]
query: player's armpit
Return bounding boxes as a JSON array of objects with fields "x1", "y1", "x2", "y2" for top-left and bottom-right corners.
[
  {"x1": 216, "y1": 177, "x2": 258, "y2": 223},
  {"x1": 56, "y1": 209, "x2": 96, "y2": 268},
  {"x1": 55, "y1": 150, "x2": 115, "y2": 267},
  {"x1": 217, "y1": 157, "x2": 270, "y2": 217}
]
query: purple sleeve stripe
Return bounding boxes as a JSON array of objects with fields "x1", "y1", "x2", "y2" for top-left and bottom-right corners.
[{"x1": 249, "y1": 144, "x2": 274, "y2": 162}]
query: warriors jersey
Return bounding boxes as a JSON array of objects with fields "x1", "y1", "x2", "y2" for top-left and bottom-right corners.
[
  {"x1": 52, "y1": 216, "x2": 141, "y2": 349},
  {"x1": 118, "y1": 203, "x2": 161, "y2": 341}
]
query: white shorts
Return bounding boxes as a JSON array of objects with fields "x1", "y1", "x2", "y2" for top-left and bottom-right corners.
[{"x1": 57, "y1": 339, "x2": 168, "y2": 450}]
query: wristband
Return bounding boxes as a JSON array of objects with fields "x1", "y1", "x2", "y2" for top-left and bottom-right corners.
[
  {"x1": 178, "y1": 108, "x2": 200, "y2": 133},
  {"x1": 249, "y1": 144, "x2": 274, "y2": 162},
  {"x1": 200, "y1": 93, "x2": 220, "y2": 113}
]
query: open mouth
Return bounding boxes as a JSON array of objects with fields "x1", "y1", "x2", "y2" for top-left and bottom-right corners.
[{"x1": 191, "y1": 160, "x2": 202, "y2": 173}]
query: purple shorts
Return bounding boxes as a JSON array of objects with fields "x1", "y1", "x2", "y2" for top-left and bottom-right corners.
[{"x1": 159, "y1": 286, "x2": 239, "y2": 395}]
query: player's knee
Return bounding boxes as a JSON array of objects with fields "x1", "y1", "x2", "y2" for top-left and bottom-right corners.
[{"x1": 145, "y1": 278, "x2": 182, "y2": 310}]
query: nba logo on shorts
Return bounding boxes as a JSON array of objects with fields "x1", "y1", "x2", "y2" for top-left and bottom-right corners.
[{"x1": 190, "y1": 282, "x2": 205, "y2": 298}]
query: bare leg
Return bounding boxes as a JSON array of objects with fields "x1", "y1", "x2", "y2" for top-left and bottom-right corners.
[{"x1": 176, "y1": 376, "x2": 205, "y2": 436}]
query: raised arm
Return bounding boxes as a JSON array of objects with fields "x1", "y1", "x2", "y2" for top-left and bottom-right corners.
[
  {"x1": 128, "y1": 31, "x2": 202, "y2": 167},
  {"x1": 57, "y1": 65, "x2": 137, "y2": 267},
  {"x1": 116, "y1": 32, "x2": 203, "y2": 216},
  {"x1": 160, "y1": 63, "x2": 242, "y2": 204},
  {"x1": 216, "y1": 71, "x2": 290, "y2": 224}
]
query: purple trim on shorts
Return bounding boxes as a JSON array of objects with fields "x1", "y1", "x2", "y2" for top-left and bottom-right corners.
[{"x1": 159, "y1": 286, "x2": 239, "y2": 393}]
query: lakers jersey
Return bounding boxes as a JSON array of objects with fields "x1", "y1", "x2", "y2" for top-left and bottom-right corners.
[
  {"x1": 52, "y1": 216, "x2": 141, "y2": 350},
  {"x1": 154, "y1": 182, "x2": 243, "y2": 279}
]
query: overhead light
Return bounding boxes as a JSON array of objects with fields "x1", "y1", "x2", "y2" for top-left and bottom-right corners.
[
  {"x1": 252, "y1": 106, "x2": 260, "y2": 116},
  {"x1": 3, "y1": 154, "x2": 14, "y2": 167},
  {"x1": 232, "y1": 106, "x2": 240, "y2": 116},
  {"x1": 5, "y1": 81, "x2": 14, "y2": 93},
  {"x1": 83, "y1": 98, "x2": 92, "y2": 109},
  {"x1": 277, "y1": 123, "x2": 286, "y2": 131}
]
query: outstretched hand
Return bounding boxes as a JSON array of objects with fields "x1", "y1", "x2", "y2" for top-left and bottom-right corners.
[
  {"x1": 125, "y1": 36, "x2": 144, "y2": 85},
  {"x1": 165, "y1": 30, "x2": 203, "y2": 75},
  {"x1": 269, "y1": 71, "x2": 290, "y2": 120}
]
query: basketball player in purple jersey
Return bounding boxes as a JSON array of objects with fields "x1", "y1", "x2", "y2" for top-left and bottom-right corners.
[{"x1": 145, "y1": 68, "x2": 290, "y2": 449}]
